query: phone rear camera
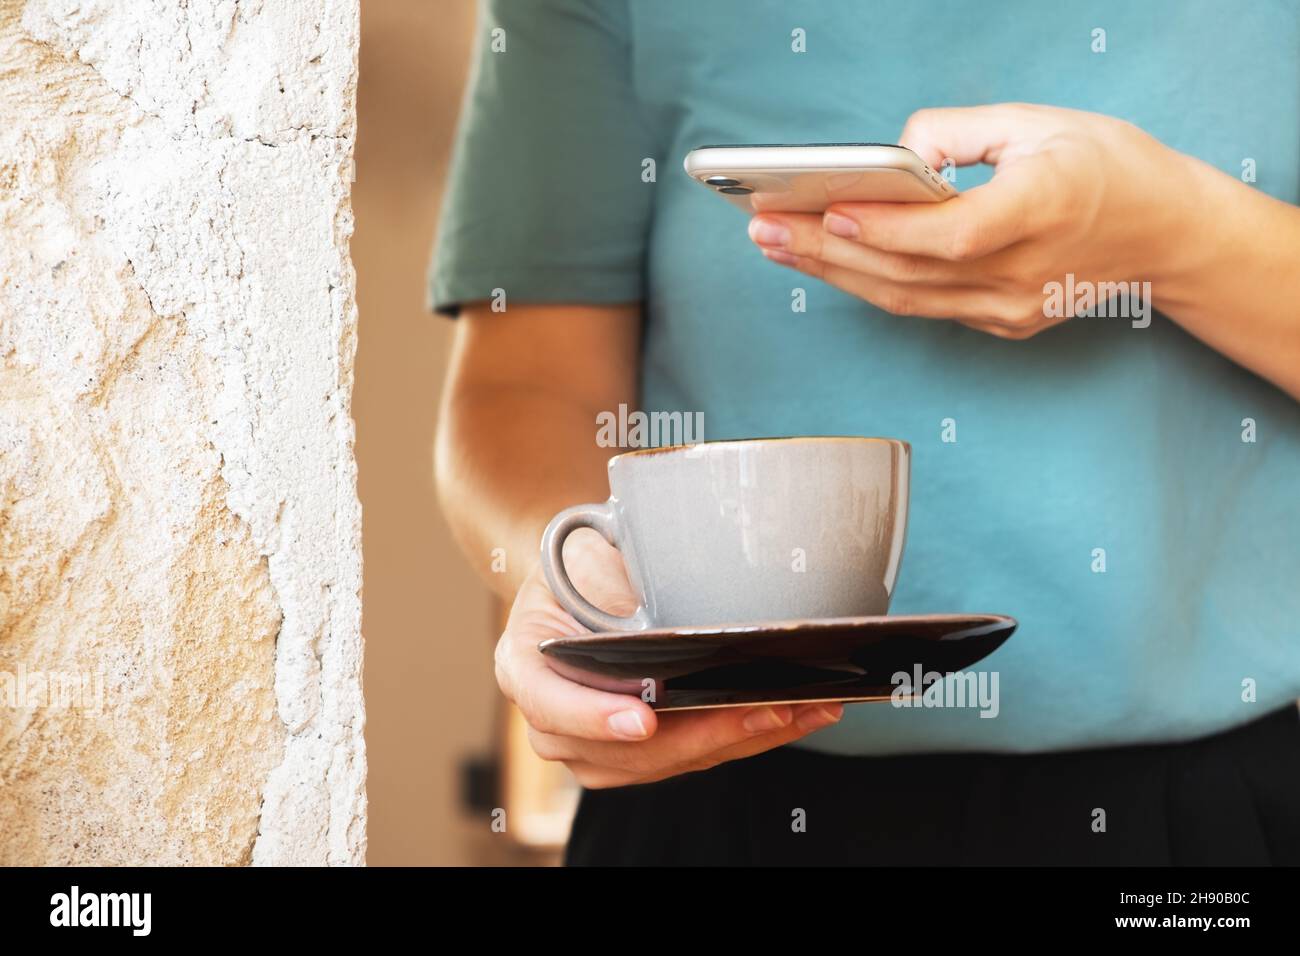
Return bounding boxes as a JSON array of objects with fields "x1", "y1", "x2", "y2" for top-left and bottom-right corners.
[
  {"x1": 719, "y1": 186, "x2": 753, "y2": 195},
  {"x1": 704, "y1": 177, "x2": 741, "y2": 187}
]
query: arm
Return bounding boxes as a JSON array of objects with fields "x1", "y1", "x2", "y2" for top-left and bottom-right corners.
[
  {"x1": 1157, "y1": 159, "x2": 1300, "y2": 397},
  {"x1": 435, "y1": 302, "x2": 640, "y2": 599},
  {"x1": 435, "y1": 302, "x2": 843, "y2": 788}
]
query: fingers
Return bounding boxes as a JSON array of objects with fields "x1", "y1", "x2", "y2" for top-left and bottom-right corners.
[
  {"x1": 803, "y1": 105, "x2": 1068, "y2": 262},
  {"x1": 748, "y1": 160, "x2": 1045, "y2": 265},
  {"x1": 822, "y1": 167, "x2": 1044, "y2": 261},
  {"x1": 898, "y1": 103, "x2": 1053, "y2": 171},
  {"x1": 528, "y1": 701, "x2": 838, "y2": 780},
  {"x1": 816, "y1": 104, "x2": 1061, "y2": 263},
  {"x1": 526, "y1": 706, "x2": 770, "y2": 782},
  {"x1": 561, "y1": 528, "x2": 640, "y2": 615},
  {"x1": 756, "y1": 245, "x2": 1026, "y2": 324},
  {"x1": 684, "y1": 703, "x2": 844, "y2": 773},
  {"x1": 503, "y1": 557, "x2": 847, "y2": 790},
  {"x1": 750, "y1": 213, "x2": 972, "y2": 284},
  {"x1": 541, "y1": 702, "x2": 845, "y2": 789},
  {"x1": 508, "y1": 651, "x2": 662, "y2": 741},
  {"x1": 497, "y1": 580, "x2": 661, "y2": 744}
]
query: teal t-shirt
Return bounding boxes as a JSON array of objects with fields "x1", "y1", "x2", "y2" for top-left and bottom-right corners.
[{"x1": 431, "y1": 0, "x2": 1300, "y2": 755}]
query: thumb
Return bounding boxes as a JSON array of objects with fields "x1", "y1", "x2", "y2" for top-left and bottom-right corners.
[{"x1": 899, "y1": 104, "x2": 1055, "y2": 171}]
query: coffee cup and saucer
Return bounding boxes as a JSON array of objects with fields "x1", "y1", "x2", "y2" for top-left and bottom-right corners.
[{"x1": 538, "y1": 437, "x2": 1016, "y2": 711}]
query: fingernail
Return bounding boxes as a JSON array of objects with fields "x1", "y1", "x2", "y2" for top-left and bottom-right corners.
[
  {"x1": 796, "y1": 703, "x2": 844, "y2": 731},
  {"x1": 743, "y1": 705, "x2": 792, "y2": 733},
  {"x1": 823, "y1": 212, "x2": 859, "y2": 239},
  {"x1": 608, "y1": 710, "x2": 648, "y2": 739},
  {"x1": 762, "y1": 248, "x2": 798, "y2": 266},
  {"x1": 748, "y1": 217, "x2": 791, "y2": 247}
]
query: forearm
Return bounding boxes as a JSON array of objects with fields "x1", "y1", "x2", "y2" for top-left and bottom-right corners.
[
  {"x1": 436, "y1": 382, "x2": 613, "y2": 599},
  {"x1": 1156, "y1": 157, "x2": 1300, "y2": 400}
]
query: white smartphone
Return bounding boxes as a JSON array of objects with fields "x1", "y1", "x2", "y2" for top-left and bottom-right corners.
[{"x1": 683, "y1": 142, "x2": 955, "y2": 212}]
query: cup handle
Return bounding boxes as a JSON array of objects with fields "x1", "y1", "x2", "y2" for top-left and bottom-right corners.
[{"x1": 539, "y1": 502, "x2": 652, "y2": 633}]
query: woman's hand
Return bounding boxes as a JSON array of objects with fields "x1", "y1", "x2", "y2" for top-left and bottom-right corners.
[
  {"x1": 747, "y1": 103, "x2": 1205, "y2": 339},
  {"x1": 495, "y1": 535, "x2": 843, "y2": 789}
]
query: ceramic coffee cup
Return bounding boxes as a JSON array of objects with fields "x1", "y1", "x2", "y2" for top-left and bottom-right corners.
[{"x1": 540, "y1": 436, "x2": 910, "y2": 632}]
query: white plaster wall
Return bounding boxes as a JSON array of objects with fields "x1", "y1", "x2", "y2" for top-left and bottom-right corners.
[{"x1": 0, "y1": 0, "x2": 364, "y2": 865}]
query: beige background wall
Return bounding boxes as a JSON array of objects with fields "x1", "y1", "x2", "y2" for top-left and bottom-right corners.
[
  {"x1": 1, "y1": 0, "x2": 497, "y2": 867},
  {"x1": 354, "y1": 1, "x2": 503, "y2": 866},
  {"x1": 0, "y1": 0, "x2": 364, "y2": 865}
]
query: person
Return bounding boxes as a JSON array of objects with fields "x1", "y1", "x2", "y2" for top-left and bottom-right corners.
[{"x1": 430, "y1": 0, "x2": 1300, "y2": 864}]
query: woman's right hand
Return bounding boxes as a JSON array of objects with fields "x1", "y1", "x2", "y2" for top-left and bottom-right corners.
[{"x1": 496, "y1": 533, "x2": 844, "y2": 789}]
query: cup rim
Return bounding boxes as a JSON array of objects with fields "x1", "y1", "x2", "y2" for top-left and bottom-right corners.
[{"x1": 609, "y1": 435, "x2": 911, "y2": 465}]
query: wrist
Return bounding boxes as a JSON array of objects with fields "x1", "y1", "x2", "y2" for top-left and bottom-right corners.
[{"x1": 1146, "y1": 151, "x2": 1235, "y2": 314}]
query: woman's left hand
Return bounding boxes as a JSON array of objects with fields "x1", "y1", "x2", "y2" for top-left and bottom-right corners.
[{"x1": 747, "y1": 103, "x2": 1203, "y2": 339}]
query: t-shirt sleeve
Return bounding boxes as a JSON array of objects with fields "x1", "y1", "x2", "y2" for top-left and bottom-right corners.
[{"x1": 428, "y1": 0, "x2": 653, "y2": 315}]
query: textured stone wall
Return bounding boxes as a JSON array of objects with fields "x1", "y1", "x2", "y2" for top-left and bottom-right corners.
[{"x1": 0, "y1": 0, "x2": 364, "y2": 865}]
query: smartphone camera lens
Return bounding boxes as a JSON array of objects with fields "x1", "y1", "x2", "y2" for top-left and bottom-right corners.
[
  {"x1": 718, "y1": 186, "x2": 753, "y2": 195},
  {"x1": 704, "y1": 177, "x2": 741, "y2": 187}
]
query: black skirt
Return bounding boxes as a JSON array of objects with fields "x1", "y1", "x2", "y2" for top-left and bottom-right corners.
[{"x1": 566, "y1": 704, "x2": 1300, "y2": 866}]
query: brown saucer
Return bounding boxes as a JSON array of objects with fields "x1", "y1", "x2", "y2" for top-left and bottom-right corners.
[{"x1": 539, "y1": 613, "x2": 1016, "y2": 711}]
